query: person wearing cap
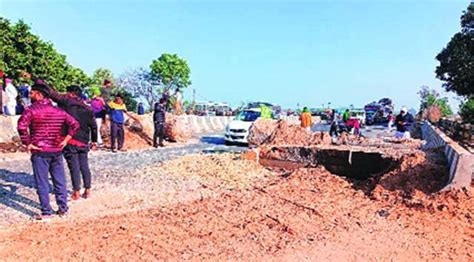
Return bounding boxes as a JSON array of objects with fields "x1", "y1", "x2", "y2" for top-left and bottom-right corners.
[
  {"x1": 45, "y1": 85, "x2": 98, "y2": 200},
  {"x1": 17, "y1": 83, "x2": 79, "y2": 220},
  {"x1": 395, "y1": 107, "x2": 414, "y2": 139},
  {"x1": 107, "y1": 94, "x2": 138, "y2": 152}
]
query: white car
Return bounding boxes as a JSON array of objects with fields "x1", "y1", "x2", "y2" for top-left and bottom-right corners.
[{"x1": 224, "y1": 109, "x2": 261, "y2": 144}]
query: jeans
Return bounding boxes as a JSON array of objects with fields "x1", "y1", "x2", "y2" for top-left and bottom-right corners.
[
  {"x1": 63, "y1": 145, "x2": 92, "y2": 191},
  {"x1": 31, "y1": 153, "x2": 68, "y2": 215},
  {"x1": 153, "y1": 123, "x2": 165, "y2": 146},
  {"x1": 111, "y1": 122, "x2": 124, "y2": 150}
]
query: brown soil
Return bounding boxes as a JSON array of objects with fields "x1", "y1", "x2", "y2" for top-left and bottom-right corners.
[
  {"x1": 0, "y1": 142, "x2": 27, "y2": 153},
  {"x1": 248, "y1": 119, "x2": 331, "y2": 147},
  {"x1": 159, "y1": 153, "x2": 274, "y2": 190},
  {"x1": 0, "y1": 153, "x2": 472, "y2": 261}
]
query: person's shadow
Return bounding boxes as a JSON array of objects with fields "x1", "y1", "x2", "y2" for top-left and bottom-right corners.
[{"x1": 0, "y1": 169, "x2": 51, "y2": 217}]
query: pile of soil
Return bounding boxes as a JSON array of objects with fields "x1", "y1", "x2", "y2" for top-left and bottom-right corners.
[
  {"x1": 164, "y1": 113, "x2": 192, "y2": 142},
  {"x1": 124, "y1": 113, "x2": 192, "y2": 144},
  {"x1": 422, "y1": 105, "x2": 443, "y2": 123},
  {"x1": 101, "y1": 121, "x2": 152, "y2": 150},
  {"x1": 0, "y1": 141, "x2": 27, "y2": 153},
  {"x1": 158, "y1": 154, "x2": 274, "y2": 190},
  {"x1": 248, "y1": 119, "x2": 331, "y2": 147},
  {"x1": 247, "y1": 119, "x2": 279, "y2": 146}
]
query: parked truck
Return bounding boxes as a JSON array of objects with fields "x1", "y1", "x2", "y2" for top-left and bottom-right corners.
[{"x1": 364, "y1": 98, "x2": 394, "y2": 125}]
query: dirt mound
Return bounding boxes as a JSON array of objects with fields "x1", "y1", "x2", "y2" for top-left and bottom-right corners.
[
  {"x1": 124, "y1": 113, "x2": 192, "y2": 143},
  {"x1": 247, "y1": 119, "x2": 278, "y2": 146},
  {"x1": 164, "y1": 113, "x2": 192, "y2": 142},
  {"x1": 158, "y1": 153, "x2": 274, "y2": 190},
  {"x1": 1, "y1": 160, "x2": 472, "y2": 261},
  {"x1": 0, "y1": 141, "x2": 26, "y2": 153},
  {"x1": 100, "y1": 113, "x2": 192, "y2": 149},
  {"x1": 101, "y1": 121, "x2": 152, "y2": 150},
  {"x1": 248, "y1": 119, "x2": 331, "y2": 147},
  {"x1": 422, "y1": 105, "x2": 443, "y2": 123}
]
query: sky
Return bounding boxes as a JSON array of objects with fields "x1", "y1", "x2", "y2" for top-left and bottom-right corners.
[{"x1": 0, "y1": 0, "x2": 470, "y2": 111}]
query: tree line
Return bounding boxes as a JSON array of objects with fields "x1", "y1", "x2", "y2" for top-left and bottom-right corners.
[{"x1": 1, "y1": 17, "x2": 191, "y2": 112}]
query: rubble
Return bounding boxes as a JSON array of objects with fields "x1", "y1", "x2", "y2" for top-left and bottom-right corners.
[{"x1": 248, "y1": 119, "x2": 331, "y2": 147}]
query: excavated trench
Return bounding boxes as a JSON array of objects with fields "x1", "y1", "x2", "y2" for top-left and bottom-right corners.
[{"x1": 259, "y1": 146, "x2": 401, "y2": 180}]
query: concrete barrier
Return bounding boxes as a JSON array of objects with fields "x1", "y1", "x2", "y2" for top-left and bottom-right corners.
[
  {"x1": 279, "y1": 116, "x2": 321, "y2": 124},
  {"x1": 421, "y1": 121, "x2": 473, "y2": 189}
]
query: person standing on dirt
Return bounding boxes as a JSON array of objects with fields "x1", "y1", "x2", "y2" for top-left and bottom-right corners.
[
  {"x1": 161, "y1": 89, "x2": 170, "y2": 112},
  {"x1": 174, "y1": 88, "x2": 183, "y2": 115},
  {"x1": 101, "y1": 79, "x2": 113, "y2": 103},
  {"x1": 342, "y1": 109, "x2": 350, "y2": 123},
  {"x1": 153, "y1": 98, "x2": 166, "y2": 147},
  {"x1": 107, "y1": 94, "x2": 138, "y2": 152},
  {"x1": 300, "y1": 107, "x2": 313, "y2": 131},
  {"x1": 45, "y1": 85, "x2": 98, "y2": 200},
  {"x1": 90, "y1": 90, "x2": 106, "y2": 148},
  {"x1": 137, "y1": 102, "x2": 145, "y2": 115},
  {"x1": 17, "y1": 83, "x2": 79, "y2": 220},
  {"x1": 395, "y1": 107, "x2": 414, "y2": 139}
]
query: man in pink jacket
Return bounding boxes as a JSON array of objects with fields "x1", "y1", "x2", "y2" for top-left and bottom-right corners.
[{"x1": 17, "y1": 83, "x2": 79, "y2": 221}]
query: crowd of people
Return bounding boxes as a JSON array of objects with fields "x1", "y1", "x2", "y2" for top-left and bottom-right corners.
[
  {"x1": 316, "y1": 107, "x2": 415, "y2": 139},
  {"x1": 3, "y1": 76, "x2": 171, "y2": 221}
]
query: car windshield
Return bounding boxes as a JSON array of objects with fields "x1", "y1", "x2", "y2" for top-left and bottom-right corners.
[{"x1": 237, "y1": 111, "x2": 261, "y2": 122}]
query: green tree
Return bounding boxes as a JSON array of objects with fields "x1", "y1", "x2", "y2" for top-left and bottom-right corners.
[
  {"x1": 459, "y1": 98, "x2": 474, "y2": 123},
  {"x1": 91, "y1": 68, "x2": 114, "y2": 86},
  {"x1": 418, "y1": 86, "x2": 453, "y2": 117},
  {"x1": 435, "y1": 3, "x2": 474, "y2": 97},
  {"x1": 150, "y1": 53, "x2": 191, "y2": 92},
  {"x1": 0, "y1": 17, "x2": 89, "y2": 91}
]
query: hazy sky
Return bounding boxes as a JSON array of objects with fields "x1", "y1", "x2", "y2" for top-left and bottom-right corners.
[{"x1": 1, "y1": 0, "x2": 469, "y2": 110}]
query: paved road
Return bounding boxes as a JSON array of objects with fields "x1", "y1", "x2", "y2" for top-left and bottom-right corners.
[{"x1": 312, "y1": 123, "x2": 394, "y2": 139}]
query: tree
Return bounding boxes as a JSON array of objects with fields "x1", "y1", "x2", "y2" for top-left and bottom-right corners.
[
  {"x1": 116, "y1": 68, "x2": 160, "y2": 108},
  {"x1": 435, "y1": 3, "x2": 474, "y2": 97},
  {"x1": 150, "y1": 53, "x2": 191, "y2": 92},
  {"x1": 459, "y1": 98, "x2": 474, "y2": 123},
  {"x1": 418, "y1": 86, "x2": 453, "y2": 117},
  {"x1": 91, "y1": 68, "x2": 114, "y2": 86},
  {"x1": 0, "y1": 17, "x2": 89, "y2": 91}
]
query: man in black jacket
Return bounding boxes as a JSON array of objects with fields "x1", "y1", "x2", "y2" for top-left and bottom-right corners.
[
  {"x1": 46, "y1": 85, "x2": 97, "y2": 200},
  {"x1": 395, "y1": 107, "x2": 414, "y2": 139},
  {"x1": 153, "y1": 98, "x2": 166, "y2": 147}
]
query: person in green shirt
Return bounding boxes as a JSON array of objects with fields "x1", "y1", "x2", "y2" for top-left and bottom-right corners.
[{"x1": 342, "y1": 109, "x2": 350, "y2": 123}]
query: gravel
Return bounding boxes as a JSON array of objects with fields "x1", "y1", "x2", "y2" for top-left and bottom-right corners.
[{"x1": 0, "y1": 139, "x2": 247, "y2": 226}]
